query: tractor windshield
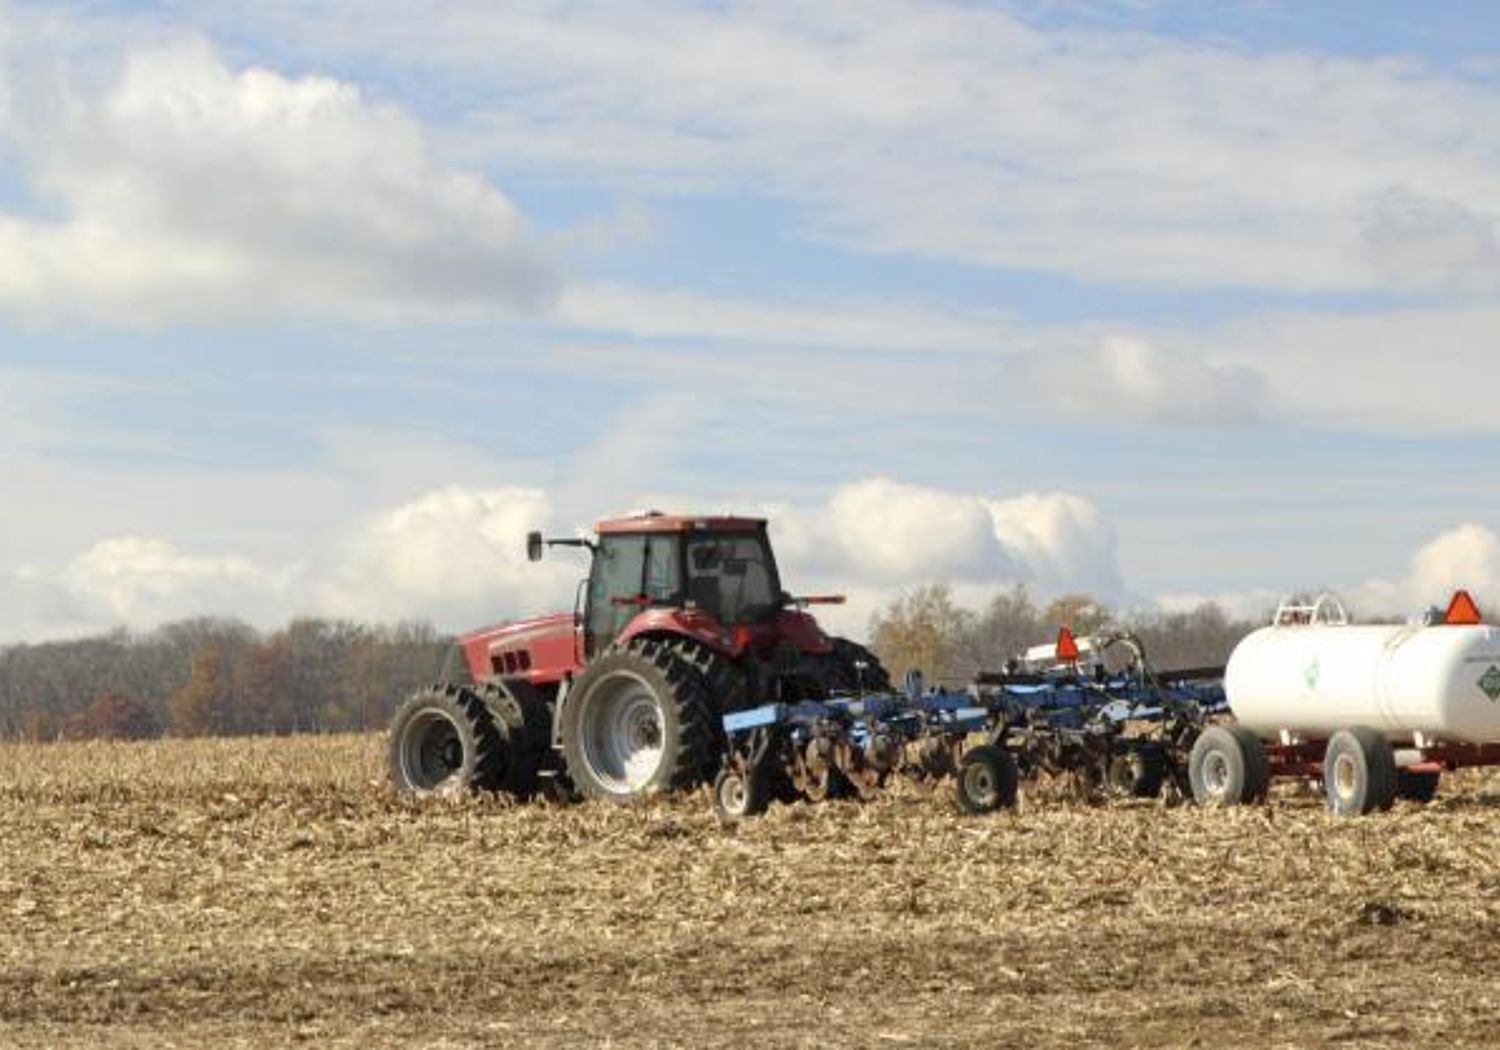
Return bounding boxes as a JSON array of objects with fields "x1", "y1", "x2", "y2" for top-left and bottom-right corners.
[
  {"x1": 684, "y1": 532, "x2": 780, "y2": 625},
  {"x1": 586, "y1": 533, "x2": 680, "y2": 652}
]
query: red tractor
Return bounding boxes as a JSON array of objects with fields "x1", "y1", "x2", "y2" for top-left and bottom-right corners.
[{"x1": 387, "y1": 512, "x2": 888, "y2": 802}]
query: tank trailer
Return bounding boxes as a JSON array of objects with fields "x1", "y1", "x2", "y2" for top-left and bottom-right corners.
[{"x1": 1187, "y1": 589, "x2": 1500, "y2": 816}]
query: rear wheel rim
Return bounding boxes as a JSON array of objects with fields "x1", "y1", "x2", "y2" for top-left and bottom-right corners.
[
  {"x1": 402, "y1": 710, "x2": 464, "y2": 789},
  {"x1": 581, "y1": 672, "x2": 666, "y2": 794}
]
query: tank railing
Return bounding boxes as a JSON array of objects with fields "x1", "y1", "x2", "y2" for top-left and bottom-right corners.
[{"x1": 1273, "y1": 591, "x2": 1349, "y2": 627}]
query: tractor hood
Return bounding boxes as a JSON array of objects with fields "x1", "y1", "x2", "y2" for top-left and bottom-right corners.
[{"x1": 457, "y1": 612, "x2": 581, "y2": 685}]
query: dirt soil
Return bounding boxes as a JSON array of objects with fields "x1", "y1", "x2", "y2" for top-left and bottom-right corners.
[{"x1": 2, "y1": 735, "x2": 1499, "y2": 1049}]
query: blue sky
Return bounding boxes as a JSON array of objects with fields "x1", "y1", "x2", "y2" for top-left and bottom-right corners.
[{"x1": 3, "y1": 0, "x2": 1500, "y2": 642}]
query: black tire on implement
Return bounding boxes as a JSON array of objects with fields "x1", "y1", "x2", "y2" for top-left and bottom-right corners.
[
  {"x1": 561, "y1": 639, "x2": 716, "y2": 802},
  {"x1": 955, "y1": 744, "x2": 1020, "y2": 814},
  {"x1": 388, "y1": 684, "x2": 510, "y2": 795},
  {"x1": 1105, "y1": 743, "x2": 1167, "y2": 799},
  {"x1": 713, "y1": 765, "x2": 769, "y2": 822}
]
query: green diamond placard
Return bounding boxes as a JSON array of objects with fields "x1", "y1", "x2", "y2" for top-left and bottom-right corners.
[{"x1": 1480, "y1": 665, "x2": 1500, "y2": 702}]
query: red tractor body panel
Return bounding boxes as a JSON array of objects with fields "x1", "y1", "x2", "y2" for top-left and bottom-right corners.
[
  {"x1": 617, "y1": 607, "x2": 743, "y2": 657},
  {"x1": 596, "y1": 514, "x2": 766, "y2": 535},
  {"x1": 458, "y1": 613, "x2": 581, "y2": 686}
]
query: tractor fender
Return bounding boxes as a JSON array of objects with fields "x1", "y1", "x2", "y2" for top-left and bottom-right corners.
[
  {"x1": 616, "y1": 609, "x2": 743, "y2": 658},
  {"x1": 775, "y1": 609, "x2": 836, "y2": 656}
]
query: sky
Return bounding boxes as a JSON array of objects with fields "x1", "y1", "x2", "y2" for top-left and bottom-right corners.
[{"x1": 3, "y1": 0, "x2": 1500, "y2": 643}]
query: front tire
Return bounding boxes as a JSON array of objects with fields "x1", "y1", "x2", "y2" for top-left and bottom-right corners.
[
  {"x1": 561, "y1": 640, "x2": 715, "y2": 802},
  {"x1": 388, "y1": 684, "x2": 509, "y2": 795}
]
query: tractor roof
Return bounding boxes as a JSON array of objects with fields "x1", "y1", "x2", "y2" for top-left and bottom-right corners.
[{"x1": 595, "y1": 512, "x2": 767, "y2": 535}]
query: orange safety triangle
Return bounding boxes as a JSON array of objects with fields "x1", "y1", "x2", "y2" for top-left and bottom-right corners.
[
  {"x1": 1444, "y1": 589, "x2": 1483, "y2": 625},
  {"x1": 1056, "y1": 626, "x2": 1080, "y2": 661}
]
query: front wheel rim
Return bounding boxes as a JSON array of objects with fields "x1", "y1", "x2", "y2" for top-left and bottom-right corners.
[{"x1": 401, "y1": 709, "x2": 464, "y2": 789}]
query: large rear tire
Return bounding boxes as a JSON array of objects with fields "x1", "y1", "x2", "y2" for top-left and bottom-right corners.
[
  {"x1": 665, "y1": 637, "x2": 749, "y2": 713},
  {"x1": 561, "y1": 640, "x2": 715, "y2": 802},
  {"x1": 1188, "y1": 725, "x2": 1269, "y2": 806},
  {"x1": 388, "y1": 684, "x2": 511, "y2": 795},
  {"x1": 826, "y1": 637, "x2": 892, "y2": 695}
]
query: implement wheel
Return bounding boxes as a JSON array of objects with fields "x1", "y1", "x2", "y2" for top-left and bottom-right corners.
[
  {"x1": 561, "y1": 640, "x2": 715, "y2": 802},
  {"x1": 1188, "y1": 725, "x2": 1269, "y2": 806},
  {"x1": 1105, "y1": 743, "x2": 1167, "y2": 799},
  {"x1": 713, "y1": 765, "x2": 769, "y2": 822},
  {"x1": 1323, "y1": 727, "x2": 1397, "y2": 816},
  {"x1": 955, "y1": 745, "x2": 1019, "y2": 815},
  {"x1": 388, "y1": 684, "x2": 510, "y2": 795}
]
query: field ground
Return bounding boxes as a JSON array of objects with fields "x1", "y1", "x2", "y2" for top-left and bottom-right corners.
[{"x1": 2, "y1": 735, "x2": 1500, "y2": 1049}]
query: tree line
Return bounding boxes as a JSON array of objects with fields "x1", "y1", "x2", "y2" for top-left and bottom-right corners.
[
  {"x1": 0, "y1": 585, "x2": 1262, "y2": 741},
  {"x1": 0, "y1": 618, "x2": 450, "y2": 741},
  {"x1": 869, "y1": 583, "x2": 1262, "y2": 686}
]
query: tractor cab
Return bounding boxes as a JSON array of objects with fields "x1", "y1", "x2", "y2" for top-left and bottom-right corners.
[
  {"x1": 584, "y1": 521, "x2": 781, "y2": 655},
  {"x1": 543, "y1": 514, "x2": 783, "y2": 657}
]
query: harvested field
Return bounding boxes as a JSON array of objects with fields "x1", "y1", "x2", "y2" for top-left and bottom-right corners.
[{"x1": 2, "y1": 736, "x2": 1500, "y2": 1048}]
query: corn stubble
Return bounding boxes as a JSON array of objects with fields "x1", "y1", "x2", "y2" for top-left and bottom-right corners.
[{"x1": 2, "y1": 736, "x2": 1499, "y2": 1049}]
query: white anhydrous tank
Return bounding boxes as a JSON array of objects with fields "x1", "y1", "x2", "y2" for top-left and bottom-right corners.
[{"x1": 1225, "y1": 623, "x2": 1500, "y2": 744}]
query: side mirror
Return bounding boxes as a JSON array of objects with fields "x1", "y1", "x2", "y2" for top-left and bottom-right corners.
[{"x1": 526, "y1": 531, "x2": 544, "y2": 562}]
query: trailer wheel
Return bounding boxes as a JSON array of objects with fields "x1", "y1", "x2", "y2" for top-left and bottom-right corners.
[
  {"x1": 1322, "y1": 727, "x2": 1397, "y2": 816},
  {"x1": 713, "y1": 765, "x2": 769, "y2": 822},
  {"x1": 1188, "y1": 725, "x2": 1269, "y2": 806},
  {"x1": 1396, "y1": 768, "x2": 1440, "y2": 804},
  {"x1": 1106, "y1": 744, "x2": 1167, "y2": 799},
  {"x1": 955, "y1": 745, "x2": 1019, "y2": 814}
]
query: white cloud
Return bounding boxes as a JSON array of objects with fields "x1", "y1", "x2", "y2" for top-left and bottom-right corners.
[
  {"x1": 220, "y1": 1, "x2": 1500, "y2": 294},
  {"x1": 983, "y1": 491, "x2": 1124, "y2": 599},
  {"x1": 1212, "y1": 306, "x2": 1500, "y2": 434},
  {"x1": 1039, "y1": 335, "x2": 1268, "y2": 425},
  {"x1": 1161, "y1": 524, "x2": 1500, "y2": 626},
  {"x1": 62, "y1": 536, "x2": 297, "y2": 627},
  {"x1": 555, "y1": 282, "x2": 1015, "y2": 354},
  {"x1": 317, "y1": 485, "x2": 576, "y2": 626},
  {"x1": 1360, "y1": 187, "x2": 1500, "y2": 294},
  {"x1": 0, "y1": 35, "x2": 556, "y2": 325},
  {"x1": 827, "y1": 478, "x2": 1023, "y2": 583},
  {"x1": 1351, "y1": 524, "x2": 1500, "y2": 619}
]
